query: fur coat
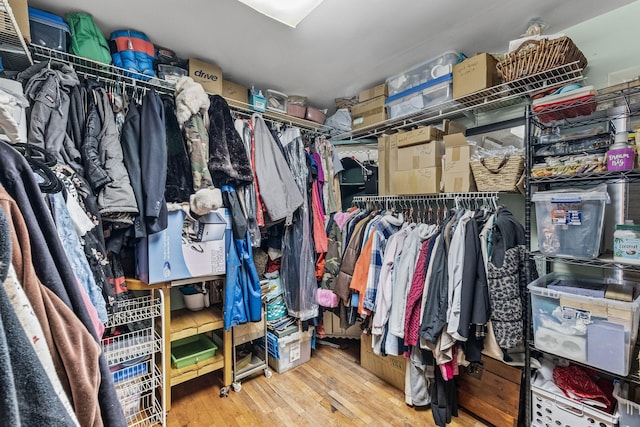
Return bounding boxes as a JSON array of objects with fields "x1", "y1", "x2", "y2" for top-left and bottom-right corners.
[{"x1": 207, "y1": 95, "x2": 253, "y2": 187}]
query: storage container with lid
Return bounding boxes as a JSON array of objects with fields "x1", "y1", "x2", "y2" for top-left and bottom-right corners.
[
  {"x1": 385, "y1": 50, "x2": 460, "y2": 97},
  {"x1": 28, "y1": 7, "x2": 70, "y2": 52},
  {"x1": 266, "y1": 89, "x2": 287, "y2": 113},
  {"x1": 531, "y1": 184, "x2": 610, "y2": 259},
  {"x1": 528, "y1": 272, "x2": 640, "y2": 376},
  {"x1": 385, "y1": 73, "x2": 453, "y2": 120}
]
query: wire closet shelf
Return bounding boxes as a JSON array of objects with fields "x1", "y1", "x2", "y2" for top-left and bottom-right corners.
[
  {"x1": 0, "y1": 0, "x2": 32, "y2": 70},
  {"x1": 29, "y1": 44, "x2": 331, "y2": 135},
  {"x1": 333, "y1": 62, "x2": 585, "y2": 141}
]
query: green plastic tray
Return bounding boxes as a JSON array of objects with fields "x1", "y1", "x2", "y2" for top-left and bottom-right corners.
[{"x1": 171, "y1": 334, "x2": 218, "y2": 369}]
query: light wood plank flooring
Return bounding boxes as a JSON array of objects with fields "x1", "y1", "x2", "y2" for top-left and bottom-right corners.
[{"x1": 167, "y1": 339, "x2": 489, "y2": 427}]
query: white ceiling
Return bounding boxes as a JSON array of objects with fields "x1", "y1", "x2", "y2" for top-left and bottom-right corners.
[{"x1": 28, "y1": 0, "x2": 635, "y2": 112}]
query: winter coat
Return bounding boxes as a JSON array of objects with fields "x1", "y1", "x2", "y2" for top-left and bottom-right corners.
[
  {"x1": 207, "y1": 95, "x2": 253, "y2": 187},
  {"x1": 252, "y1": 117, "x2": 305, "y2": 223},
  {"x1": 82, "y1": 81, "x2": 138, "y2": 222},
  {"x1": 0, "y1": 142, "x2": 126, "y2": 426},
  {"x1": 140, "y1": 89, "x2": 168, "y2": 234},
  {"x1": 334, "y1": 213, "x2": 375, "y2": 303},
  {"x1": 119, "y1": 102, "x2": 146, "y2": 238},
  {"x1": 17, "y1": 60, "x2": 82, "y2": 170},
  {"x1": 161, "y1": 94, "x2": 193, "y2": 202}
]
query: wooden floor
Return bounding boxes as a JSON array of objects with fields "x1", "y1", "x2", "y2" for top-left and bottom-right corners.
[{"x1": 166, "y1": 338, "x2": 489, "y2": 427}]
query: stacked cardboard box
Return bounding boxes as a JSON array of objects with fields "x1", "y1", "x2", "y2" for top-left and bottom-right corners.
[
  {"x1": 452, "y1": 53, "x2": 501, "y2": 99},
  {"x1": 392, "y1": 126, "x2": 443, "y2": 195},
  {"x1": 443, "y1": 133, "x2": 476, "y2": 192},
  {"x1": 352, "y1": 83, "x2": 388, "y2": 131}
]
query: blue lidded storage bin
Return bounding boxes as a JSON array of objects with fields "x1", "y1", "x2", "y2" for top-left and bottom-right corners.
[{"x1": 29, "y1": 7, "x2": 70, "y2": 52}]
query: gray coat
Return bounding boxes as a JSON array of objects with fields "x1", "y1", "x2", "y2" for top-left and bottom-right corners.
[
  {"x1": 17, "y1": 60, "x2": 82, "y2": 172},
  {"x1": 252, "y1": 115, "x2": 303, "y2": 223}
]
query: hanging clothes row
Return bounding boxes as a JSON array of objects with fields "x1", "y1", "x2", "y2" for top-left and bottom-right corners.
[{"x1": 318, "y1": 193, "x2": 530, "y2": 427}]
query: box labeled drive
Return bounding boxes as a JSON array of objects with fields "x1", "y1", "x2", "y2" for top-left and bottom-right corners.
[{"x1": 189, "y1": 58, "x2": 222, "y2": 95}]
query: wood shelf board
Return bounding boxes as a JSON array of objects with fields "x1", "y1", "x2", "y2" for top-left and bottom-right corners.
[
  {"x1": 169, "y1": 353, "x2": 224, "y2": 387},
  {"x1": 170, "y1": 308, "x2": 224, "y2": 342}
]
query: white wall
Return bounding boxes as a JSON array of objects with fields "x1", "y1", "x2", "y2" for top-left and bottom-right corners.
[{"x1": 563, "y1": 1, "x2": 640, "y2": 89}]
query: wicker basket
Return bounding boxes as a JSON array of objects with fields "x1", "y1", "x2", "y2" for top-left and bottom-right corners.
[
  {"x1": 496, "y1": 36, "x2": 588, "y2": 82},
  {"x1": 470, "y1": 154, "x2": 525, "y2": 192}
]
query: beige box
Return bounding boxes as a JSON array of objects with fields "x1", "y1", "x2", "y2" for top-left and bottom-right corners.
[
  {"x1": 453, "y1": 53, "x2": 501, "y2": 99},
  {"x1": 189, "y1": 58, "x2": 223, "y2": 95},
  {"x1": 222, "y1": 79, "x2": 248, "y2": 107},
  {"x1": 322, "y1": 311, "x2": 360, "y2": 338},
  {"x1": 444, "y1": 133, "x2": 473, "y2": 173},
  {"x1": 359, "y1": 83, "x2": 388, "y2": 103},
  {"x1": 443, "y1": 170, "x2": 476, "y2": 193},
  {"x1": 442, "y1": 119, "x2": 467, "y2": 136},
  {"x1": 352, "y1": 111, "x2": 387, "y2": 131},
  {"x1": 397, "y1": 126, "x2": 444, "y2": 148},
  {"x1": 351, "y1": 95, "x2": 386, "y2": 118},
  {"x1": 360, "y1": 334, "x2": 406, "y2": 391},
  {"x1": 378, "y1": 135, "x2": 389, "y2": 195},
  {"x1": 392, "y1": 167, "x2": 441, "y2": 195},
  {"x1": 6, "y1": 0, "x2": 30, "y2": 43},
  {"x1": 397, "y1": 140, "x2": 443, "y2": 170},
  {"x1": 388, "y1": 134, "x2": 399, "y2": 194}
]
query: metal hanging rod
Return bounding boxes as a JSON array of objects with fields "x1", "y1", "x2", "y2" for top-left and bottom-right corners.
[{"x1": 352, "y1": 192, "x2": 499, "y2": 204}]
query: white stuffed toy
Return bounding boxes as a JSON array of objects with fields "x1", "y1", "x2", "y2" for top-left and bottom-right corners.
[{"x1": 189, "y1": 187, "x2": 223, "y2": 216}]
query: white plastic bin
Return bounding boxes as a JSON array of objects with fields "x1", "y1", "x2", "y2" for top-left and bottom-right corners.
[
  {"x1": 386, "y1": 50, "x2": 460, "y2": 96},
  {"x1": 528, "y1": 272, "x2": 640, "y2": 376},
  {"x1": 614, "y1": 381, "x2": 640, "y2": 427},
  {"x1": 531, "y1": 184, "x2": 610, "y2": 259},
  {"x1": 531, "y1": 384, "x2": 618, "y2": 427},
  {"x1": 385, "y1": 75, "x2": 453, "y2": 120}
]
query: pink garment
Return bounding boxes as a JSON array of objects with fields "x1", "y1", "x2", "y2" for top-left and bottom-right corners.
[
  {"x1": 334, "y1": 210, "x2": 355, "y2": 229},
  {"x1": 312, "y1": 182, "x2": 328, "y2": 253},
  {"x1": 77, "y1": 279, "x2": 104, "y2": 338},
  {"x1": 403, "y1": 239, "x2": 431, "y2": 347}
]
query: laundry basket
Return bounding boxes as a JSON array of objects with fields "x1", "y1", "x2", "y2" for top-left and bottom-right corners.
[{"x1": 496, "y1": 36, "x2": 588, "y2": 82}]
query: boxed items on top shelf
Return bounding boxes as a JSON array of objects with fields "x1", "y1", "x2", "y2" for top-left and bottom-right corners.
[
  {"x1": 351, "y1": 95, "x2": 386, "y2": 130},
  {"x1": 452, "y1": 53, "x2": 502, "y2": 99},
  {"x1": 249, "y1": 87, "x2": 266, "y2": 112},
  {"x1": 28, "y1": 7, "x2": 69, "y2": 52},
  {"x1": 266, "y1": 89, "x2": 287, "y2": 114},
  {"x1": 6, "y1": 0, "x2": 31, "y2": 43},
  {"x1": 496, "y1": 35, "x2": 588, "y2": 82},
  {"x1": 359, "y1": 82, "x2": 388, "y2": 102},
  {"x1": 305, "y1": 106, "x2": 326, "y2": 124},
  {"x1": 528, "y1": 272, "x2": 640, "y2": 376},
  {"x1": 385, "y1": 74, "x2": 453, "y2": 120},
  {"x1": 222, "y1": 79, "x2": 249, "y2": 107},
  {"x1": 188, "y1": 57, "x2": 222, "y2": 95},
  {"x1": 531, "y1": 184, "x2": 609, "y2": 259},
  {"x1": 386, "y1": 50, "x2": 460, "y2": 97},
  {"x1": 286, "y1": 96, "x2": 307, "y2": 119}
]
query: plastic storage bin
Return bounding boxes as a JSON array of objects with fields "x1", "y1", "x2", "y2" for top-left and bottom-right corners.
[
  {"x1": 28, "y1": 7, "x2": 70, "y2": 52},
  {"x1": 531, "y1": 384, "x2": 618, "y2": 427},
  {"x1": 531, "y1": 184, "x2": 610, "y2": 259},
  {"x1": 385, "y1": 74, "x2": 453, "y2": 120},
  {"x1": 266, "y1": 89, "x2": 287, "y2": 113},
  {"x1": 614, "y1": 381, "x2": 640, "y2": 427},
  {"x1": 171, "y1": 334, "x2": 218, "y2": 369},
  {"x1": 528, "y1": 272, "x2": 640, "y2": 376},
  {"x1": 386, "y1": 50, "x2": 460, "y2": 96},
  {"x1": 261, "y1": 329, "x2": 313, "y2": 374}
]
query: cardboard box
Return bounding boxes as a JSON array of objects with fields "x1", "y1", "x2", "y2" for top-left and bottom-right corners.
[
  {"x1": 378, "y1": 135, "x2": 389, "y2": 196},
  {"x1": 189, "y1": 58, "x2": 222, "y2": 95},
  {"x1": 6, "y1": 0, "x2": 30, "y2": 43},
  {"x1": 359, "y1": 83, "x2": 388, "y2": 103},
  {"x1": 352, "y1": 111, "x2": 387, "y2": 131},
  {"x1": 442, "y1": 119, "x2": 467, "y2": 136},
  {"x1": 322, "y1": 311, "x2": 360, "y2": 338},
  {"x1": 136, "y1": 209, "x2": 230, "y2": 284},
  {"x1": 233, "y1": 315, "x2": 265, "y2": 345},
  {"x1": 443, "y1": 170, "x2": 476, "y2": 193},
  {"x1": 453, "y1": 53, "x2": 501, "y2": 99},
  {"x1": 444, "y1": 133, "x2": 473, "y2": 172},
  {"x1": 388, "y1": 134, "x2": 399, "y2": 194},
  {"x1": 392, "y1": 167, "x2": 441, "y2": 195},
  {"x1": 397, "y1": 140, "x2": 443, "y2": 170},
  {"x1": 222, "y1": 79, "x2": 248, "y2": 107},
  {"x1": 360, "y1": 333, "x2": 405, "y2": 391},
  {"x1": 396, "y1": 126, "x2": 444, "y2": 148},
  {"x1": 351, "y1": 95, "x2": 386, "y2": 118}
]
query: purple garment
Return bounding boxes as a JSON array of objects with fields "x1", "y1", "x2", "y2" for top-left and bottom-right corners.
[{"x1": 312, "y1": 152, "x2": 325, "y2": 183}]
